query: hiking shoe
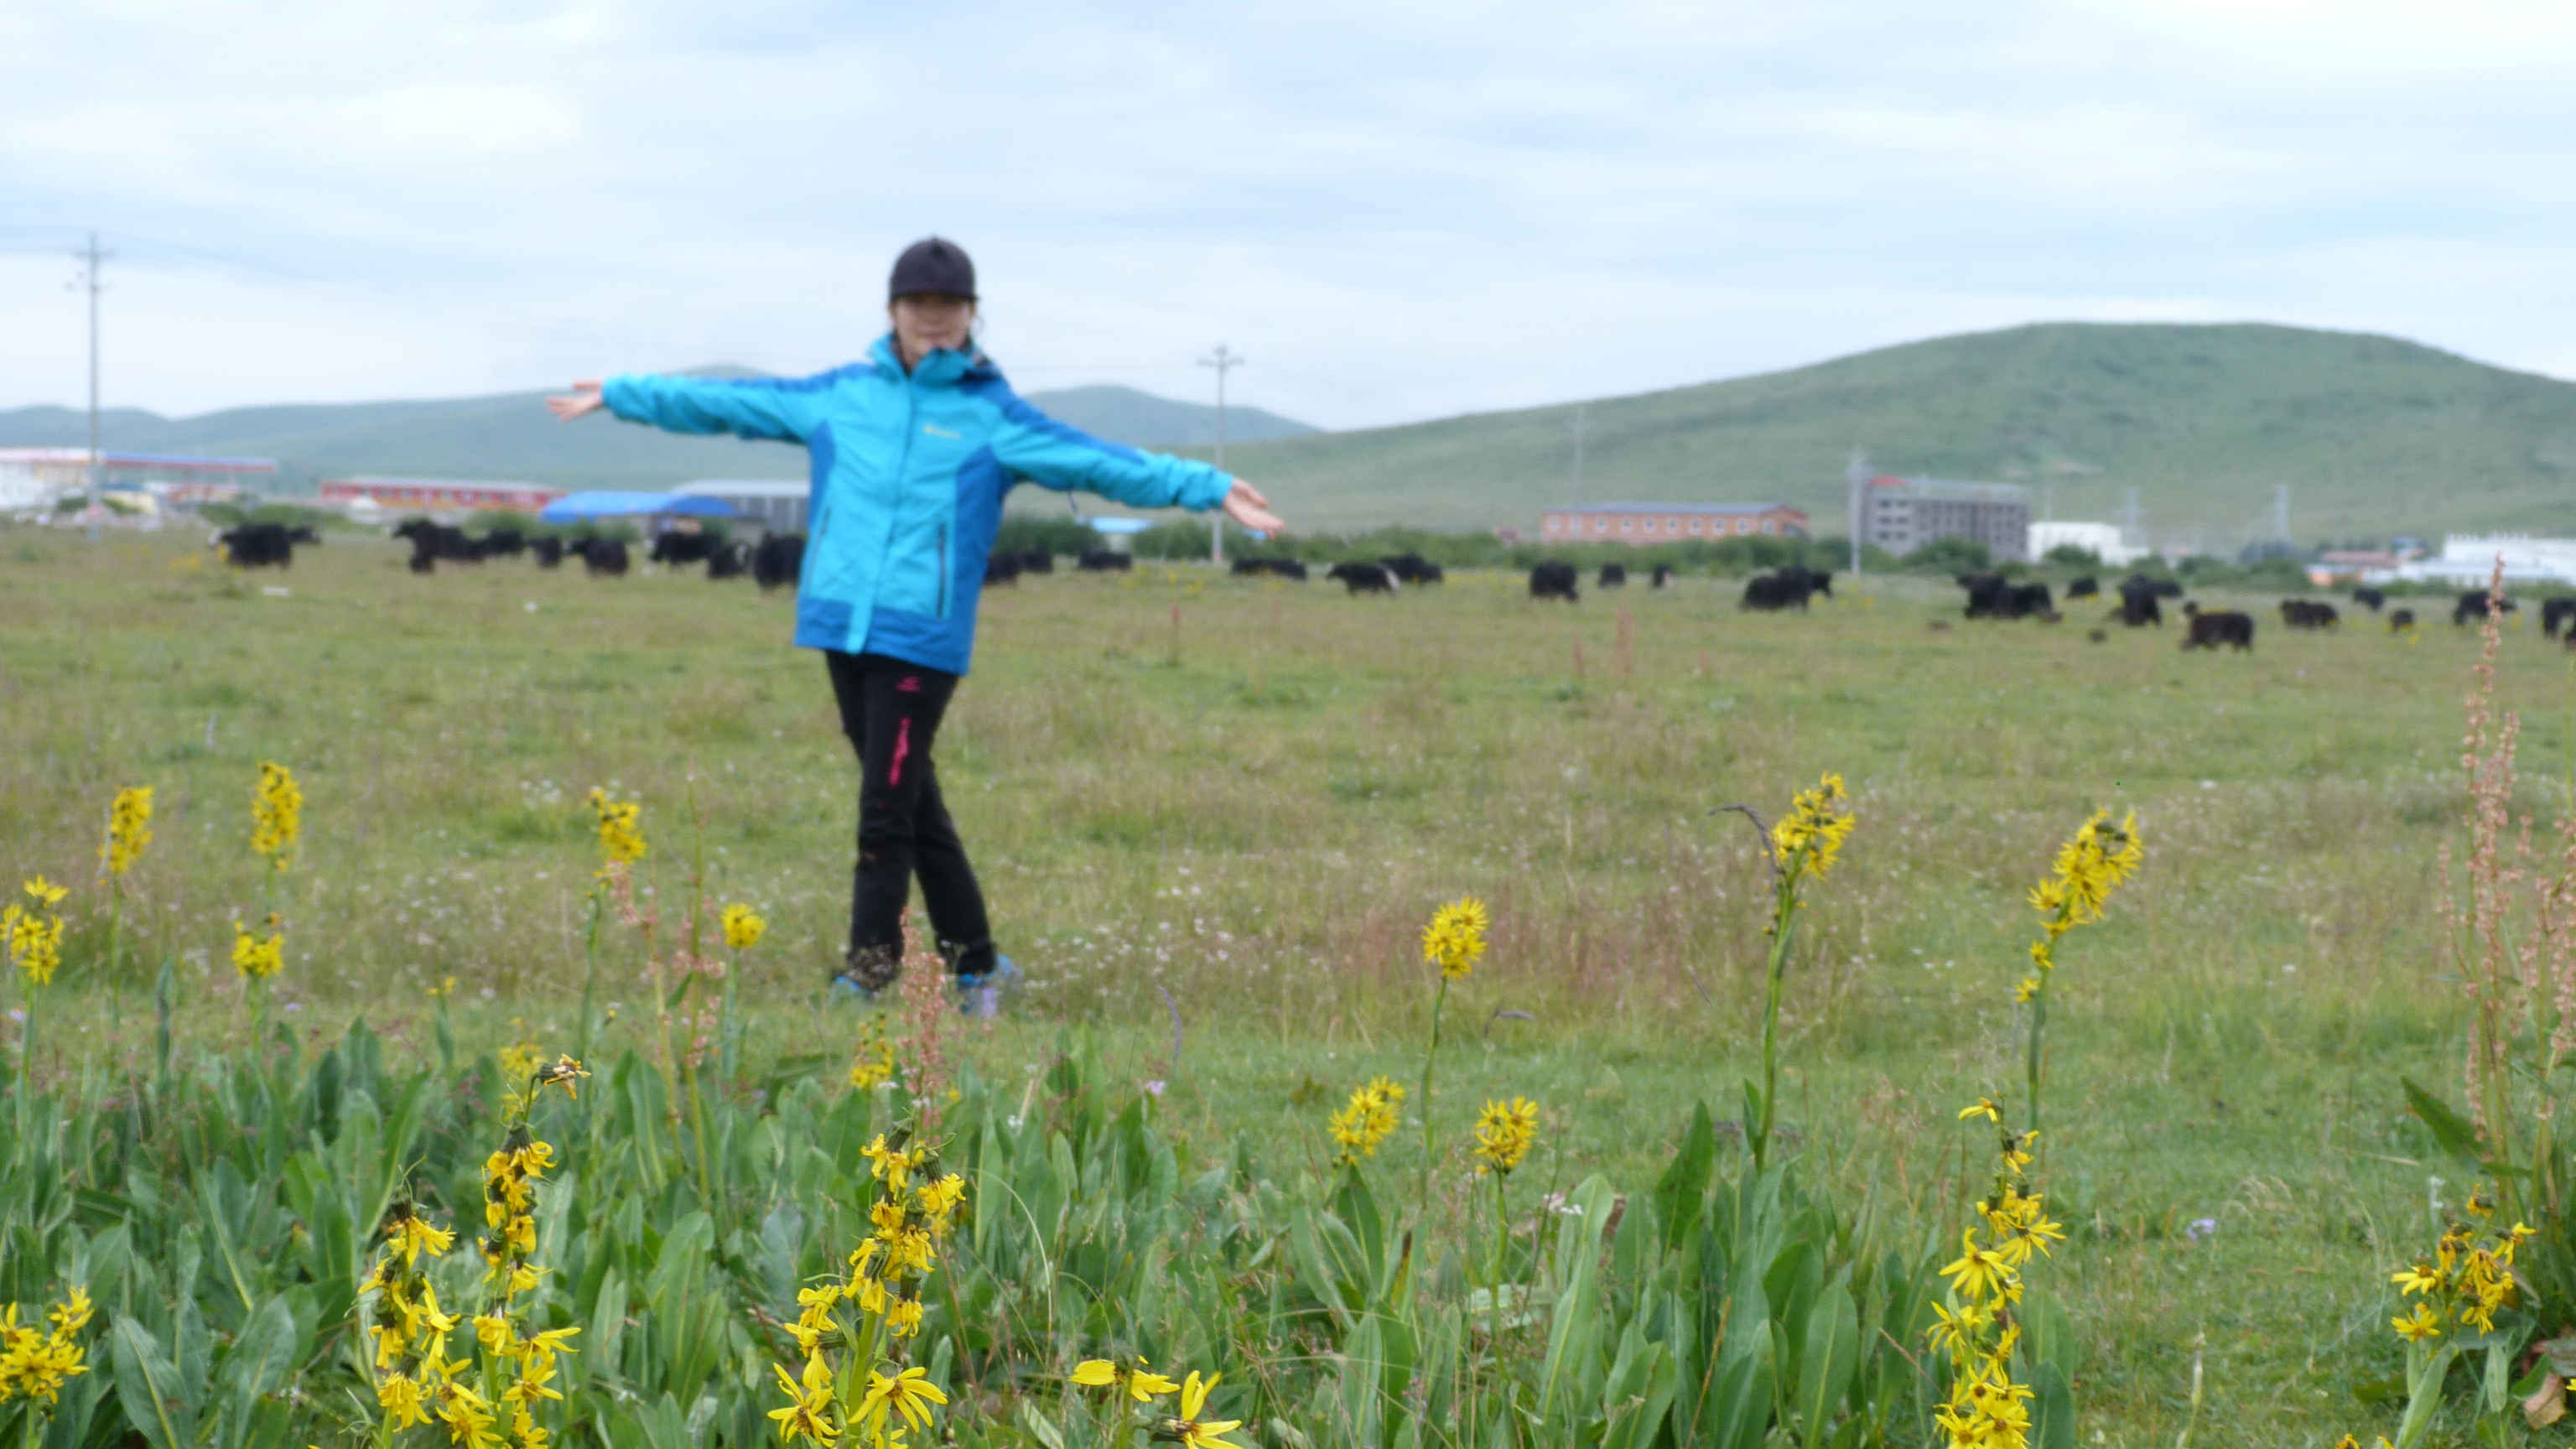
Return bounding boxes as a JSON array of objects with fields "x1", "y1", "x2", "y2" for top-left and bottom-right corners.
[{"x1": 955, "y1": 956, "x2": 1021, "y2": 1019}]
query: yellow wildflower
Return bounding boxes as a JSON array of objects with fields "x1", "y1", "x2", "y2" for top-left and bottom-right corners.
[
  {"x1": 6, "y1": 888, "x2": 66, "y2": 988},
  {"x1": 2392, "y1": 1302, "x2": 2444, "y2": 1342},
  {"x1": 1327, "y1": 1078, "x2": 1405, "y2": 1166},
  {"x1": 101, "y1": 786, "x2": 153, "y2": 875},
  {"x1": 231, "y1": 917, "x2": 285, "y2": 981},
  {"x1": 848, "y1": 1017, "x2": 897, "y2": 1091},
  {"x1": 860, "y1": 1367, "x2": 948, "y2": 1435},
  {"x1": 584, "y1": 788, "x2": 646, "y2": 876},
  {"x1": 769, "y1": 1353, "x2": 841, "y2": 1445},
  {"x1": 1472, "y1": 1097, "x2": 1540, "y2": 1176},
  {"x1": 1420, "y1": 896, "x2": 1489, "y2": 980},
  {"x1": 250, "y1": 761, "x2": 302, "y2": 870},
  {"x1": 721, "y1": 902, "x2": 767, "y2": 951},
  {"x1": 1769, "y1": 772, "x2": 1857, "y2": 878},
  {"x1": 1154, "y1": 1370, "x2": 1245, "y2": 1449}
]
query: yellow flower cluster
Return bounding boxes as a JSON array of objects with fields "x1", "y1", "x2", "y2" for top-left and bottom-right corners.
[
  {"x1": 1928, "y1": 1100, "x2": 2066, "y2": 1449},
  {"x1": 250, "y1": 761, "x2": 302, "y2": 871},
  {"x1": 847, "y1": 1015, "x2": 898, "y2": 1091},
  {"x1": 584, "y1": 787, "x2": 646, "y2": 878},
  {"x1": 1421, "y1": 896, "x2": 1489, "y2": 980},
  {"x1": 721, "y1": 902, "x2": 767, "y2": 952},
  {"x1": 0, "y1": 1286, "x2": 91, "y2": 1407},
  {"x1": 481, "y1": 1057, "x2": 587, "y2": 1287},
  {"x1": 467, "y1": 1055, "x2": 589, "y2": 1449},
  {"x1": 1069, "y1": 1361, "x2": 1244, "y2": 1449},
  {"x1": 1327, "y1": 1077, "x2": 1405, "y2": 1166},
  {"x1": 771, "y1": 1130, "x2": 969, "y2": 1446},
  {"x1": 360, "y1": 1197, "x2": 481, "y2": 1441},
  {"x1": 2, "y1": 876, "x2": 68, "y2": 987},
  {"x1": 231, "y1": 913, "x2": 285, "y2": 981},
  {"x1": 2018, "y1": 808, "x2": 2142, "y2": 1000},
  {"x1": 1770, "y1": 772, "x2": 1857, "y2": 879},
  {"x1": 2388, "y1": 1187, "x2": 2532, "y2": 1342},
  {"x1": 101, "y1": 785, "x2": 153, "y2": 876},
  {"x1": 1472, "y1": 1097, "x2": 1540, "y2": 1176}
]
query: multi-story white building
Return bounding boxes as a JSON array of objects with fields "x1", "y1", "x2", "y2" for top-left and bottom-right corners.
[{"x1": 1856, "y1": 475, "x2": 2032, "y2": 563}]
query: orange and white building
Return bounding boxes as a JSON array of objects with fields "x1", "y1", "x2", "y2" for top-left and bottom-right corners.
[{"x1": 1540, "y1": 502, "x2": 1808, "y2": 545}]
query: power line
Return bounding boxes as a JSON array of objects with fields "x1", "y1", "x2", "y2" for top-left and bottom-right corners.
[
  {"x1": 1198, "y1": 343, "x2": 1243, "y2": 563},
  {"x1": 1567, "y1": 402, "x2": 1588, "y2": 504},
  {"x1": 74, "y1": 231, "x2": 108, "y2": 543}
]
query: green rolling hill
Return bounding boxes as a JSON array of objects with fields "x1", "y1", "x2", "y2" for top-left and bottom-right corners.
[
  {"x1": 0, "y1": 381, "x2": 1311, "y2": 495},
  {"x1": 8, "y1": 322, "x2": 2574, "y2": 543},
  {"x1": 1172, "y1": 322, "x2": 2576, "y2": 543}
]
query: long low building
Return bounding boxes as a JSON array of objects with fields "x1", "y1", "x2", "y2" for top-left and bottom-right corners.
[
  {"x1": 1540, "y1": 502, "x2": 1807, "y2": 545},
  {"x1": 319, "y1": 477, "x2": 564, "y2": 513},
  {"x1": 2397, "y1": 535, "x2": 2576, "y2": 588},
  {"x1": 682, "y1": 479, "x2": 808, "y2": 532}
]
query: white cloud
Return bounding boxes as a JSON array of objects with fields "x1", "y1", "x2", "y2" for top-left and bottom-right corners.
[{"x1": 3, "y1": 0, "x2": 2573, "y2": 427}]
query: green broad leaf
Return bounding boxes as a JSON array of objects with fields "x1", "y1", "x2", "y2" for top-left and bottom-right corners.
[
  {"x1": 110, "y1": 1317, "x2": 194, "y2": 1449},
  {"x1": 2402, "y1": 1076, "x2": 2490, "y2": 1171},
  {"x1": 2352, "y1": 1374, "x2": 2408, "y2": 1405},
  {"x1": 1653, "y1": 1100, "x2": 1719, "y2": 1254},
  {"x1": 1018, "y1": 1403, "x2": 1067, "y2": 1449},
  {"x1": 1792, "y1": 1278, "x2": 1860, "y2": 1449},
  {"x1": 2029, "y1": 1361, "x2": 2076, "y2": 1449}
]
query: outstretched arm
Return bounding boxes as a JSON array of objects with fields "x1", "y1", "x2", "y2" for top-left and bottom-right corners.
[
  {"x1": 548, "y1": 372, "x2": 824, "y2": 443},
  {"x1": 1221, "y1": 479, "x2": 1285, "y2": 534},
  {"x1": 992, "y1": 399, "x2": 1286, "y2": 532},
  {"x1": 547, "y1": 381, "x2": 606, "y2": 422}
]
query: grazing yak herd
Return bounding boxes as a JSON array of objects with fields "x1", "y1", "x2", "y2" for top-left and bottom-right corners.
[
  {"x1": 210, "y1": 518, "x2": 808, "y2": 589},
  {"x1": 201, "y1": 524, "x2": 2576, "y2": 652}
]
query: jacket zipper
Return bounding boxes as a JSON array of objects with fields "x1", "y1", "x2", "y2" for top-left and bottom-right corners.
[{"x1": 937, "y1": 522, "x2": 951, "y2": 618}]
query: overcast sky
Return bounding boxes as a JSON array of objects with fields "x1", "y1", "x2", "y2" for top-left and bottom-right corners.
[{"x1": 4, "y1": 0, "x2": 2573, "y2": 429}]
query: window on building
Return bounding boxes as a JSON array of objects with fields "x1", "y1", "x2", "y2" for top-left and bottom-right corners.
[{"x1": 1621, "y1": 517, "x2": 1634, "y2": 534}]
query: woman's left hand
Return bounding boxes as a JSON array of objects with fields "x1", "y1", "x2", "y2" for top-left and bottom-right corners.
[{"x1": 1222, "y1": 479, "x2": 1285, "y2": 535}]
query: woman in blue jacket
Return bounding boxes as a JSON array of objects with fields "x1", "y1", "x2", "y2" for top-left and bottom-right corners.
[{"x1": 548, "y1": 237, "x2": 1284, "y2": 1012}]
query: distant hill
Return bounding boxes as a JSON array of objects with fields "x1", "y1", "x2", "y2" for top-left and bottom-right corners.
[
  {"x1": 1023, "y1": 385, "x2": 1312, "y2": 449},
  {"x1": 11, "y1": 323, "x2": 2576, "y2": 542},
  {"x1": 1169, "y1": 322, "x2": 2576, "y2": 542},
  {"x1": 0, "y1": 378, "x2": 1312, "y2": 494}
]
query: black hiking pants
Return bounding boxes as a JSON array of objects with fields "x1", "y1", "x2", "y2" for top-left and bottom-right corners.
[{"x1": 824, "y1": 651, "x2": 995, "y2": 987}]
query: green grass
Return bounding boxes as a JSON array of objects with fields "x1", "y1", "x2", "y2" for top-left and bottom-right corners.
[{"x1": 4, "y1": 531, "x2": 2571, "y2": 1445}]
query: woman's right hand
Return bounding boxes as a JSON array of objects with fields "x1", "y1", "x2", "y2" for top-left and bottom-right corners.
[{"x1": 546, "y1": 381, "x2": 606, "y2": 422}]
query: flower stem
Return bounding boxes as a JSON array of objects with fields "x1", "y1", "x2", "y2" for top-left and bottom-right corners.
[
  {"x1": 1418, "y1": 974, "x2": 1452, "y2": 1210},
  {"x1": 575, "y1": 892, "x2": 605, "y2": 1067},
  {"x1": 1752, "y1": 865, "x2": 1800, "y2": 1171}
]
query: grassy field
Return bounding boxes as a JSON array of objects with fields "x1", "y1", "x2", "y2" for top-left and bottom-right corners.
[{"x1": 3, "y1": 530, "x2": 2570, "y2": 1446}]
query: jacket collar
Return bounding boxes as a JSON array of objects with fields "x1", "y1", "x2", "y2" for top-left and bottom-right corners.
[{"x1": 870, "y1": 334, "x2": 1002, "y2": 387}]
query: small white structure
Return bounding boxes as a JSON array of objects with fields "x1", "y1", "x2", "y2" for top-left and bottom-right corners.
[
  {"x1": 2397, "y1": 535, "x2": 2576, "y2": 588},
  {"x1": 683, "y1": 480, "x2": 808, "y2": 532},
  {"x1": 2027, "y1": 521, "x2": 2144, "y2": 567},
  {"x1": 0, "y1": 465, "x2": 49, "y2": 514}
]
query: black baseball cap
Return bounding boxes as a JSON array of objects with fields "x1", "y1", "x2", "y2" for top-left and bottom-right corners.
[{"x1": 889, "y1": 237, "x2": 977, "y2": 302}]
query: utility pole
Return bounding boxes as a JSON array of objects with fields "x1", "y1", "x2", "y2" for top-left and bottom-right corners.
[
  {"x1": 2273, "y1": 484, "x2": 2291, "y2": 551},
  {"x1": 2120, "y1": 487, "x2": 2143, "y2": 562},
  {"x1": 1567, "y1": 403, "x2": 1588, "y2": 504},
  {"x1": 1198, "y1": 344, "x2": 1242, "y2": 564},
  {"x1": 75, "y1": 231, "x2": 108, "y2": 543},
  {"x1": 1845, "y1": 448, "x2": 1869, "y2": 574}
]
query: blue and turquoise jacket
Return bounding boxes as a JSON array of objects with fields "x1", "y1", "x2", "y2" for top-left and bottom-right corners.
[{"x1": 603, "y1": 337, "x2": 1234, "y2": 673}]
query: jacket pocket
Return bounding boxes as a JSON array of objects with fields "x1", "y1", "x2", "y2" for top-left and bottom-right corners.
[{"x1": 936, "y1": 522, "x2": 951, "y2": 618}]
